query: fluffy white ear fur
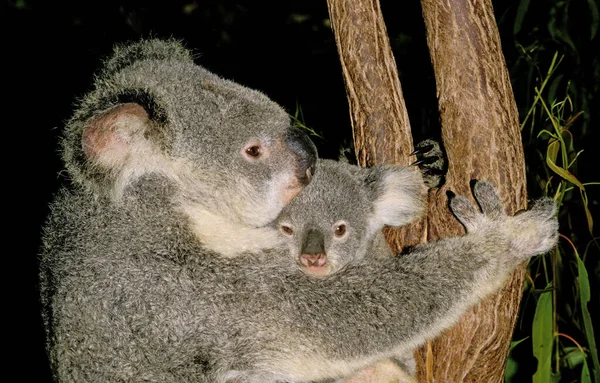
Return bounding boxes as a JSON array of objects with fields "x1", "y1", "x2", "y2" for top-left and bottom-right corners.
[
  {"x1": 368, "y1": 167, "x2": 427, "y2": 235},
  {"x1": 81, "y1": 103, "x2": 171, "y2": 198},
  {"x1": 82, "y1": 103, "x2": 153, "y2": 167}
]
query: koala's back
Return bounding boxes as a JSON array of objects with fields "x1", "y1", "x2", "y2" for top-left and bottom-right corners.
[{"x1": 40, "y1": 182, "x2": 220, "y2": 380}]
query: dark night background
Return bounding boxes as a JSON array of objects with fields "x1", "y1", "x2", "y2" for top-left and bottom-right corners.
[{"x1": 7, "y1": 0, "x2": 597, "y2": 381}]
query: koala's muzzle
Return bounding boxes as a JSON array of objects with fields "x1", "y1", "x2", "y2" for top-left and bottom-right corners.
[
  {"x1": 301, "y1": 229, "x2": 325, "y2": 256},
  {"x1": 299, "y1": 229, "x2": 330, "y2": 276},
  {"x1": 284, "y1": 128, "x2": 317, "y2": 186}
]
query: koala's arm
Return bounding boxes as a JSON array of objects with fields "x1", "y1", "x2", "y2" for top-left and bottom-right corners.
[
  {"x1": 41, "y1": 182, "x2": 557, "y2": 383},
  {"x1": 196, "y1": 183, "x2": 558, "y2": 382},
  {"x1": 366, "y1": 230, "x2": 394, "y2": 260}
]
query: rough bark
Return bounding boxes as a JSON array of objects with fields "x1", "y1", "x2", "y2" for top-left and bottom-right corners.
[
  {"x1": 325, "y1": 0, "x2": 426, "y2": 250},
  {"x1": 327, "y1": 0, "x2": 528, "y2": 382},
  {"x1": 415, "y1": 1, "x2": 527, "y2": 382}
]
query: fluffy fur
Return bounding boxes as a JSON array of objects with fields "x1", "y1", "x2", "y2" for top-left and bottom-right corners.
[
  {"x1": 39, "y1": 39, "x2": 558, "y2": 383},
  {"x1": 274, "y1": 158, "x2": 427, "y2": 276}
]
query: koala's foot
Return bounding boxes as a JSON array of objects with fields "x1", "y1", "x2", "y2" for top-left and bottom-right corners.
[
  {"x1": 450, "y1": 181, "x2": 558, "y2": 260},
  {"x1": 410, "y1": 139, "x2": 445, "y2": 189}
]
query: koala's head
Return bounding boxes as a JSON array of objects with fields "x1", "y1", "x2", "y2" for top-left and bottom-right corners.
[
  {"x1": 274, "y1": 159, "x2": 427, "y2": 277},
  {"x1": 62, "y1": 39, "x2": 316, "y2": 228}
]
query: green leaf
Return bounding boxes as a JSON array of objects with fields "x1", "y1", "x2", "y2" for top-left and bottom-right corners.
[
  {"x1": 505, "y1": 337, "x2": 530, "y2": 382},
  {"x1": 510, "y1": 337, "x2": 530, "y2": 351},
  {"x1": 581, "y1": 358, "x2": 592, "y2": 383},
  {"x1": 532, "y1": 284, "x2": 554, "y2": 383},
  {"x1": 505, "y1": 353, "x2": 519, "y2": 383},
  {"x1": 562, "y1": 347, "x2": 585, "y2": 368},
  {"x1": 513, "y1": 0, "x2": 531, "y2": 35},
  {"x1": 576, "y1": 254, "x2": 599, "y2": 382},
  {"x1": 546, "y1": 140, "x2": 584, "y2": 189}
]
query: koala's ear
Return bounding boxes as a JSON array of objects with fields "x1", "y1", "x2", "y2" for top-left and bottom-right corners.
[
  {"x1": 82, "y1": 103, "x2": 157, "y2": 169},
  {"x1": 363, "y1": 165, "x2": 428, "y2": 231}
]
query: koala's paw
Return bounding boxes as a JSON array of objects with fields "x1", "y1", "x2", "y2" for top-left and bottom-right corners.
[
  {"x1": 510, "y1": 197, "x2": 558, "y2": 257},
  {"x1": 450, "y1": 181, "x2": 558, "y2": 259},
  {"x1": 410, "y1": 139, "x2": 445, "y2": 189},
  {"x1": 449, "y1": 181, "x2": 503, "y2": 231}
]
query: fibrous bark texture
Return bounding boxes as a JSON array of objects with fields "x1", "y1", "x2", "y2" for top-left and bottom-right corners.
[
  {"x1": 327, "y1": 0, "x2": 528, "y2": 382},
  {"x1": 416, "y1": 0, "x2": 527, "y2": 382},
  {"x1": 326, "y1": 0, "x2": 427, "y2": 250}
]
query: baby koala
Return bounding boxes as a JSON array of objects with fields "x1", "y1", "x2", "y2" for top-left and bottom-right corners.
[
  {"x1": 273, "y1": 158, "x2": 429, "y2": 277},
  {"x1": 272, "y1": 156, "x2": 438, "y2": 383},
  {"x1": 272, "y1": 143, "x2": 442, "y2": 383}
]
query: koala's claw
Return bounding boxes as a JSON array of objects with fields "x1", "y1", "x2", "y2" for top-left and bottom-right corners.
[
  {"x1": 410, "y1": 143, "x2": 435, "y2": 156},
  {"x1": 410, "y1": 156, "x2": 438, "y2": 167},
  {"x1": 410, "y1": 139, "x2": 445, "y2": 189}
]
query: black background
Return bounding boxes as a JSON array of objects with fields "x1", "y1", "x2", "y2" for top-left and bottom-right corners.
[{"x1": 7, "y1": 1, "x2": 597, "y2": 380}]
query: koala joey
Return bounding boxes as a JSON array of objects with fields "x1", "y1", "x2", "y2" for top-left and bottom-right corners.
[
  {"x1": 274, "y1": 150, "x2": 441, "y2": 382},
  {"x1": 274, "y1": 144, "x2": 442, "y2": 277},
  {"x1": 39, "y1": 39, "x2": 558, "y2": 383}
]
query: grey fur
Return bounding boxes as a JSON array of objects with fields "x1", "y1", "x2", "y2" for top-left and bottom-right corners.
[
  {"x1": 39, "y1": 39, "x2": 559, "y2": 383},
  {"x1": 274, "y1": 159, "x2": 426, "y2": 276},
  {"x1": 274, "y1": 159, "x2": 423, "y2": 382}
]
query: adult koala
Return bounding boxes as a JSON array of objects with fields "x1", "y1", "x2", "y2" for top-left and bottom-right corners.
[{"x1": 40, "y1": 39, "x2": 558, "y2": 383}]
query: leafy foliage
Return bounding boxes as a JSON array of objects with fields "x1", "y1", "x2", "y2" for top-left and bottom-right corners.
[{"x1": 503, "y1": 1, "x2": 599, "y2": 381}]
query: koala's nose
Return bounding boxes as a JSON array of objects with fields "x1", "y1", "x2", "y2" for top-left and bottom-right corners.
[
  {"x1": 284, "y1": 128, "x2": 317, "y2": 186},
  {"x1": 301, "y1": 229, "x2": 325, "y2": 255}
]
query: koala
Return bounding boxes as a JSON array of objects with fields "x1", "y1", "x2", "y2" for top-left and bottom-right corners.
[
  {"x1": 39, "y1": 39, "x2": 559, "y2": 383},
  {"x1": 274, "y1": 156, "x2": 443, "y2": 383},
  {"x1": 274, "y1": 140, "x2": 443, "y2": 277}
]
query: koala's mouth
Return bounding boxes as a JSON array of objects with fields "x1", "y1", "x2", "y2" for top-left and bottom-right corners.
[{"x1": 298, "y1": 253, "x2": 332, "y2": 276}]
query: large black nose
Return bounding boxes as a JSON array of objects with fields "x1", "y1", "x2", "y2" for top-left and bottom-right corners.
[
  {"x1": 301, "y1": 229, "x2": 325, "y2": 255},
  {"x1": 284, "y1": 128, "x2": 317, "y2": 185}
]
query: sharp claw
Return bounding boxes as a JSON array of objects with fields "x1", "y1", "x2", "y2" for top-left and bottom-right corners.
[
  {"x1": 410, "y1": 157, "x2": 437, "y2": 167},
  {"x1": 410, "y1": 143, "x2": 434, "y2": 156}
]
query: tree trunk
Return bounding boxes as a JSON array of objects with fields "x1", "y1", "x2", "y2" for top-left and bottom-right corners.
[
  {"x1": 415, "y1": 1, "x2": 527, "y2": 382},
  {"x1": 327, "y1": 0, "x2": 528, "y2": 382},
  {"x1": 325, "y1": 0, "x2": 427, "y2": 251}
]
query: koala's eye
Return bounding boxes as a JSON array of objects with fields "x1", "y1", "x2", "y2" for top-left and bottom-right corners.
[
  {"x1": 242, "y1": 140, "x2": 270, "y2": 162},
  {"x1": 334, "y1": 224, "x2": 347, "y2": 237},
  {"x1": 280, "y1": 225, "x2": 294, "y2": 236},
  {"x1": 246, "y1": 146, "x2": 260, "y2": 157},
  {"x1": 245, "y1": 145, "x2": 262, "y2": 158}
]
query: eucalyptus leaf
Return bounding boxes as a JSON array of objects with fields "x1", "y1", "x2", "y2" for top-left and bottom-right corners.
[
  {"x1": 562, "y1": 347, "x2": 584, "y2": 368},
  {"x1": 514, "y1": 0, "x2": 531, "y2": 35},
  {"x1": 577, "y1": 255, "x2": 599, "y2": 382},
  {"x1": 532, "y1": 284, "x2": 554, "y2": 383},
  {"x1": 581, "y1": 358, "x2": 592, "y2": 383},
  {"x1": 546, "y1": 140, "x2": 584, "y2": 189}
]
